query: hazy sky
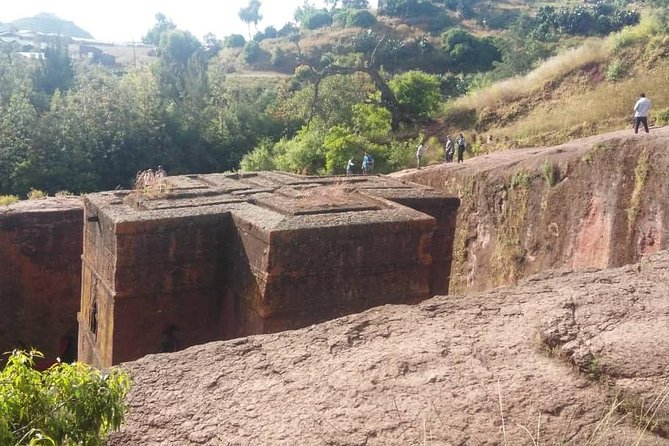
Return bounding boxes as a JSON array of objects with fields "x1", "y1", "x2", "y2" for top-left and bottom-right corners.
[{"x1": 0, "y1": 0, "x2": 326, "y2": 43}]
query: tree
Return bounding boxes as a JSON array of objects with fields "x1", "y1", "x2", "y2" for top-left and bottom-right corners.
[
  {"x1": 0, "y1": 350, "x2": 131, "y2": 445},
  {"x1": 389, "y1": 70, "x2": 441, "y2": 119},
  {"x1": 32, "y1": 37, "x2": 74, "y2": 98},
  {"x1": 441, "y1": 27, "x2": 501, "y2": 72},
  {"x1": 342, "y1": 0, "x2": 369, "y2": 9},
  {"x1": 239, "y1": 0, "x2": 263, "y2": 39},
  {"x1": 156, "y1": 29, "x2": 206, "y2": 102},
  {"x1": 142, "y1": 13, "x2": 176, "y2": 46}
]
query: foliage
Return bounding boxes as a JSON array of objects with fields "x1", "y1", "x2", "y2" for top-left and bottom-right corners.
[
  {"x1": 273, "y1": 125, "x2": 327, "y2": 174},
  {"x1": 142, "y1": 13, "x2": 176, "y2": 46},
  {"x1": 32, "y1": 37, "x2": 74, "y2": 99},
  {"x1": 345, "y1": 9, "x2": 377, "y2": 28},
  {"x1": 389, "y1": 70, "x2": 441, "y2": 118},
  {"x1": 27, "y1": 188, "x2": 47, "y2": 199},
  {"x1": 243, "y1": 41, "x2": 263, "y2": 63},
  {"x1": 301, "y1": 10, "x2": 334, "y2": 30},
  {"x1": 537, "y1": 2, "x2": 640, "y2": 37},
  {"x1": 323, "y1": 125, "x2": 368, "y2": 173},
  {"x1": 655, "y1": 108, "x2": 669, "y2": 125},
  {"x1": 240, "y1": 138, "x2": 277, "y2": 171},
  {"x1": 605, "y1": 58, "x2": 624, "y2": 82},
  {"x1": 239, "y1": 0, "x2": 263, "y2": 37},
  {"x1": 379, "y1": 0, "x2": 441, "y2": 18},
  {"x1": 223, "y1": 34, "x2": 246, "y2": 48},
  {"x1": 0, "y1": 350, "x2": 131, "y2": 446},
  {"x1": 0, "y1": 195, "x2": 20, "y2": 206},
  {"x1": 441, "y1": 28, "x2": 502, "y2": 73}
]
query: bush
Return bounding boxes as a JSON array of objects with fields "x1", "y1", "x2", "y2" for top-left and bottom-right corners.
[
  {"x1": 655, "y1": 108, "x2": 669, "y2": 125},
  {"x1": 346, "y1": 10, "x2": 376, "y2": 28},
  {"x1": 0, "y1": 350, "x2": 131, "y2": 445},
  {"x1": 27, "y1": 188, "x2": 47, "y2": 200},
  {"x1": 242, "y1": 41, "x2": 263, "y2": 63},
  {"x1": 605, "y1": 58, "x2": 624, "y2": 82},
  {"x1": 302, "y1": 10, "x2": 333, "y2": 30},
  {"x1": 223, "y1": 34, "x2": 246, "y2": 48},
  {"x1": 0, "y1": 195, "x2": 20, "y2": 206}
]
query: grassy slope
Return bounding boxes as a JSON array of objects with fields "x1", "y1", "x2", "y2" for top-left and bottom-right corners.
[{"x1": 439, "y1": 13, "x2": 669, "y2": 152}]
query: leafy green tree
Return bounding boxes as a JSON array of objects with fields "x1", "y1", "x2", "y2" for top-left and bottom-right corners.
[
  {"x1": 441, "y1": 28, "x2": 501, "y2": 72},
  {"x1": 223, "y1": 34, "x2": 246, "y2": 48},
  {"x1": 239, "y1": 0, "x2": 263, "y2": 38},
  {"x1": 156, "y1": 29, "x2": 206, "y2": 102},
  {"x1": 389, "y1": 70, "x2": 441, "y2": 119},
  {"x1": 32, "y1": 37, "x2": 74, "y2": 98},
  {"x1": 0, "y1": 350, "x2": 131, "y2": 446},
  {"x1": 142, "y1": 13, "x2": 176, "y2": 46}
]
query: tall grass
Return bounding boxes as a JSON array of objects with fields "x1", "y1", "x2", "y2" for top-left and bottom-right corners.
[{"x1": 451, "y1": 39, "x2": 610, "y2": 112}]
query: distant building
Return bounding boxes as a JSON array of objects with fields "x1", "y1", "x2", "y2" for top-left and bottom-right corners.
[{"x1": 78, "y1": 44, "x2": 116, "y2": 67}]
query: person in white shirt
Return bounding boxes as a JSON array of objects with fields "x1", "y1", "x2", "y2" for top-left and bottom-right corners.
[
  {"x1": 416, "y1": 143, "x2": 426, "y2": 169},
  {"x1": 634, "y1": 93, "x2": 651, "y2": 134}
]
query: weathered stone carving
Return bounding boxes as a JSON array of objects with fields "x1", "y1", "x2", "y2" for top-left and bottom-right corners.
[{"x1": 78, "y1": 172, "x2": 459, "y2": 368}]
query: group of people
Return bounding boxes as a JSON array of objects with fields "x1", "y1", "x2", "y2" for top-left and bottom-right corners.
[
  {"x1": 415, "y1": 132, "x2": 467, "y2": 169},
  {"x1": 346, "y1": 151, "x2": 375, "y2": 175},
  {"x1": 345, "y1": 93, "x2": 653, "y2": 176}
]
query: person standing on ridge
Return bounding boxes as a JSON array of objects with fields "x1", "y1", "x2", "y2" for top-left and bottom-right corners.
[
  {"x1": 456, "y1": 133, "x2": 466, "y2": 163},
  {"x1": 634, "y1": 93, "x2": 651, "y2": 134},
  {"x1": 416, "y1": 141, "x2": 426, "y2": 169},
  {"x1": 346, "y1": 157, "x2": 355, "y2": 175},
  {"x1": 444, "y1": 135, "x2": 454, "y2": 163},
  {"x1": 362, "y1": 151, "x2": 374, "y2": 174}
]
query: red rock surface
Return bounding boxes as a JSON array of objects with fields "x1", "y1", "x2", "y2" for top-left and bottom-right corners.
[
  {"x1": 110, "y1": 251, "x2": 669, "y2": 445},
  {"x1": 0, "y1": 197, "x2": 83, "y2": 365},
  {"x1": 394, "y1": 127, "x2": 669, "y2": 294},
  {"x1": 79, "y1": 173, "x2": 459, "y2": 367}
]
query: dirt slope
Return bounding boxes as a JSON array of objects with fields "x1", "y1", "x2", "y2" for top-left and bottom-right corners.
[
  {"x1": 394, "y1": 126, "x2": 669, "y2": 293},
  {"x1": 110, "y1": 251, "x2": 669, "y2": 445}
]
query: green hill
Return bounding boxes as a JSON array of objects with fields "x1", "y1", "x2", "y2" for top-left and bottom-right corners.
[{"x1": 8, "y1": 13, "x2": 92, "y2": 38}]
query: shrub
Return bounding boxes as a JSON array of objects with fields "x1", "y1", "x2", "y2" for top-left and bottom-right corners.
[
  {"x1": 655, "y1": 108, "x2": 669, "y2": 125},
  {"x1": 223, "y1": 34, "x2": 246, "y2": 48},
  {"x1": 346, "y1": 10, "x2": 376, "y2": 28},
  {"x1": 605, "y1": 58, "x2": 624, "y2": 82},
  {"x1": 302, "y1": 10, "x2": 333, "y2": 30},
  {"x1": 240, "y1": 139, "x2": 277, "y2": 172},
  {"x1": 242, "y1": 41, "x2": 262, "y2": 63},
  {"x1": 0, "y1": 350, "x2": 131, "y2": 445},
  {"x1": 27, "y1": 188, "x2": 47, "y2": 200},
  {"x1": 0, "y1": 195, "x2": 20, "y2": 206}
]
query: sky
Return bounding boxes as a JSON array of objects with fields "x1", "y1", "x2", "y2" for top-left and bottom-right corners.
[{"x1": 0, "y1": 0, "x2": 326, "y2": 43}]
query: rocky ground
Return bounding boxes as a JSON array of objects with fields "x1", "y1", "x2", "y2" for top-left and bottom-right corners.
[{"x1": 110, "y1": 251, "x2": 669, "y2": 445}]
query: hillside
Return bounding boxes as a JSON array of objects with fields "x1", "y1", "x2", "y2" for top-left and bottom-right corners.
[
  {"x1": 5, "y1": 13, "x2": 92, "y2": 38},
  {"x1": 110, "y1": 250, "x2": 669, "y2": 444}
]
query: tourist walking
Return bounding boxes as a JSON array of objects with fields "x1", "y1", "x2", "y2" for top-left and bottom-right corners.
[
  {"x1": 634, "y1": 93, "x2": 651, "y2": 134},
  {"x1": 456, "y1": 133, "x2": 466, "y2": 163}
]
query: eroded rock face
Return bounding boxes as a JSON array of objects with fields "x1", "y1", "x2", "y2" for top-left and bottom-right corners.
[
  {"x1": 395, "y1": 127, "x2": 669, "y2": 294},
  {"x1": 0, "y1": 197, "x2": 83, "y2": 365},
  {"x1": 80, "y1": 172, "x2": 459, "y2": 368},
  {"x1": 110, "y1": 251, "x2": 669, "y2": 446}
]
